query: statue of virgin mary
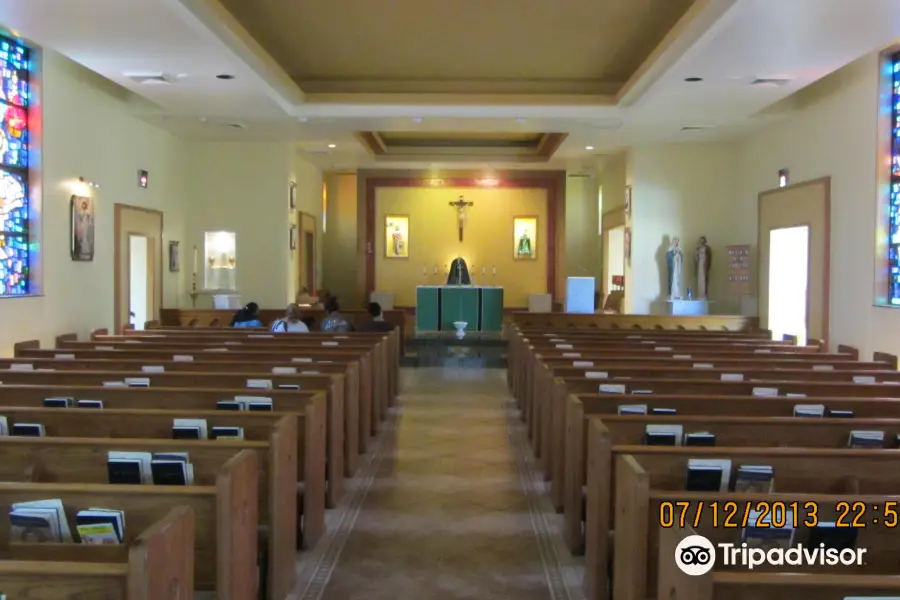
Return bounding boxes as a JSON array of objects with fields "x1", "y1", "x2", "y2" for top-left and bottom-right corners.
[{"x1": 666, "y1": 237, "x2": 684, "y2": 299}]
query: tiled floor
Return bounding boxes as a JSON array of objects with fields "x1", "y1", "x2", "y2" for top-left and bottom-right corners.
[{"x1": 294, "y1": 367, "x2": 584, "y2": 600}]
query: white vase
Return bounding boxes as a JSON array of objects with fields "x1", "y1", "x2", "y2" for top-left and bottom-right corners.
[{"x1": 453, "y1": 321, "x2": 468, "y2": 339}]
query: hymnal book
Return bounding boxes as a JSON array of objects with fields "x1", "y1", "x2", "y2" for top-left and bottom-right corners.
[
  {"x1": 829, "y1": 409, "x2": 854, "y2": 418},
  {"x1": 626, "y1": 335, "x2": 641, "y2": 339},
  {"x1": 562, "y1": 353, "x2": 581, "y2": 358},
  {"x1": 11, "y1": 423, "x2": 45, "y2": 437},
  {"x1": 651, "y1": 408, "x2": 676, "y2": 415},
  {"x1": 752, "y1": 387, "x2": 779, "y2": 397},
  {"x1": 808, "y1": 522, "x2": 858, "y2": 550},
  {"x1": 318, "y1": 361, "x2": 333, "y2": 364},
  {"x1": 733, "y1": 465, "x2": 775, "y2": 493},
  {"x1": 813, "y1": 364, "x2": 834, "y2": 371},
  {"x1": 673, "y1": 354, "x2": 691, "y2": 360},
  {"x1": 10, "y1": 498, "x2": 73, "y2": 542},
  {"x1": 43, "y1": 397, "x2": 73, "y2": 408},
  {"x1": 786, "y1": 393, "x2": 807, "y2": 398},
  {"x1": 54, "y1": 353, "x2": 75, "y2": 360},
  {"x1": 693, "y1": 363, "x2": 714, "y2": 369},
  {"x1": 585, "y1": 372, "x2": 608, "y2": 379},
  {"x1": 292, "y1": 357, "x2": 313, "y2": 363},
  {"x1": 247, "y1": 379, "x2": 273, "y2": 390},
  {"x1": 852, "y1": 375, "x2": 877, "y2": 384},
  {"x1": 617, "y1": 404, "x2": 647, "y2": 415},
  {"x1": 754, "y1": 349, "x2": 772, "y2": 354},
  {"x1": 141, "y1": 365, "x2": 165, "y2": 373},
  {"x1": 793, "y1": 404, "x2": 826, "y2": 418},
  {"x1": 172, "y1": 355, "x2": 194, "y2": 362},
  {"x1": 102, "y1": 381, "x2": 127, "y2": 388},
  {"x1": 107, "y1": 451, "x2": 152, "y2": 485},
  {"x1": 573, "y1": 361, "x2": 594, "y2": 367},
  {"x1": 151, "y1": 453, "x2": 193, "y2": 486},
  {"x1": 278, "y1": 384, "x2": 300, "y2": 390},
  {"x1": 76, "y1": 508, "x2": 125, "y2": 544},
  {"x1": 77, "y1": 400, "x2": 104, "y2": 409},
  {"x1": 654, "y1": 346, "x2": 673, "y2": 351},
  {"x1": 249, "y1": 334, "x2": 274, "y2": 339},
  {"x1": 211, "y1": 426, "x2": 244, "y2": 440},
  {"x1": 720, "y1": 373, "x2": 744, "y2": 381},
  {"x1": 222, "y1": 341, "x2": 242, "y2": 345},
  {"x1": 640, "y1": 340, "x2": 656, "y2": 344},
  {"x1": 683, "y1": 432, "x2": 716, "y2": 447},
  {"x1": 172, "y1": 418, "x2": 207, "y2": 440},
  {"x1": 847, "y1": 430, "x2": 885, "y2": 449},
  {"x1": 599, "y1": 384, "x2": 626, "y2": 394},
  {"x1": 685, "y1": 459, "x2": 732, "y2": 492},
  {"x1": 95, "y1": 346, "x2": 117, "y2": 351},
  {"x1": 549, "y1": 338, "x2": 565, "y2": 343},
  {"x1": 632, "y1": 390, "x2": 654, "y2": 395},
  {"x1": 122, "y1": 340, "x2": 142, "y2": 344},
  {"x1": 321, "y1": 341, "x2": 339, "y2": 346},
  {"x1": 644, "y1": 425, "x2": 683, "y2": 446},
  {"x1": 248, "y1": 400, "x2": 274, "y2": 412},
  {"x1": 9, "y1": 363, "x2": 34, "y2": 371},
  {"x1": 300, "y1": 370, "x2": 320, "y2": 375},
  {"x1": 271, "y1": 367, "x2": 297, "y2": 374},
  {"x1": 742, "y1": 510, "x2": 794, "y2": 549},
  {"x1": 124, "y1": 377, "x2": 150, "y2": 388},
  {"x1": 0, "y1": 416, "x2": 8, "y2": 436},
  {"x1": 216, "y1": 401, "x2": 242, "y2": 411},
  {"x1": 555, "y1": 344, "x2": 573, "y2": 350},
  {"x1": 203, "y1": 348, "x2": 229, "y2": 353}
]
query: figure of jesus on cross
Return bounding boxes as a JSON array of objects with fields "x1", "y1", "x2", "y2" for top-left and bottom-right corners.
[{"x1": 449, "y1": 195, "x2": 473, "y2": 242}]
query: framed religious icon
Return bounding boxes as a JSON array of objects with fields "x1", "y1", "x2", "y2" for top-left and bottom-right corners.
[
  {"x1": 168, "y1": 241, "x2": 180, "y2": 272},
  {"x1": 70, "y1": 195, "x2": 95, "y2": 261},
  {"x1": 624, "y1": 185, "x2": 632, "y2": 216},
  {"x1": 624, "y1": 227, "x2": 632, "y2": 264},
  {"x1": 384, "y1": 215, "x2": 409, "y2": 258},
  {"x1": 513, "y1": 216, "x2": 538, "y2": 260}
]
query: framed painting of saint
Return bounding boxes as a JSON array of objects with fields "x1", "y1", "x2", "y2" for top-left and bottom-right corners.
[
  {"x1": 384, "y1": 215, "x2": 409, "y2": 258},
  {"x1": 70, "y1": 195, "x2": 95, "y2": 261},
  {"x1": 513, "y1": 216, "x2": 537, "y2": 260}
]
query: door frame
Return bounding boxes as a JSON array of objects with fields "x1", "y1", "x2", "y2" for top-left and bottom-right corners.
[
  {"x1": 757, "y1": 176, "x2": 831, "y2": 345},
  {"x1": 297, "y1": 210, "x2": 317, "y2": 296},
  {"x1": 126, "y1": 233, "x2": 151, "y2": 329},
  {"x1": 114, "y1": 204, "x2": 164, "y2": 332}
]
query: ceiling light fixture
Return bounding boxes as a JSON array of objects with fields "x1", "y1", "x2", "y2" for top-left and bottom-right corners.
[
  {"x1": 515, "y1": 118, "x2": 526, "y2": 124},
  {"x1": 328, "y1": 144, "x2": 336, "y2": 148},
  {"x1": 412, "y1": 117, "x2": 422, "y2": 124},
  {"x1": 585, "y1": 146, "x2": 594, "y2": 150},
  {"x1": 216, "y1": 74, "x2": 235, "y2": 80},
  {"x1": 298, "y1": 117, "x2": 308, "y2": 123},
  {"x1": 684, "y1": 77, "x2": 703, "y2": 82}
]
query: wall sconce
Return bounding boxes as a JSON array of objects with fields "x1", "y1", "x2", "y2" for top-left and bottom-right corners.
[{"x1": 79, "y1": 176, "x2": 100, "y2": 189}]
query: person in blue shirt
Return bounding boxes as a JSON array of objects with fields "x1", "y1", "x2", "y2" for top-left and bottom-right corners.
[
  {"x1": 230, "y1": 302, "x2": 264, "y2": 328},
  {"x1": 319, "y1": 297, "x2": 353, "y2": 332}
]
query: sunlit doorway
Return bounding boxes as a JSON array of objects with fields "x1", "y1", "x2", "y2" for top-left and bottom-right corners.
[
  {"x1": 767, "y1": 225, "x2": 809, "y2": 344},
  {"x1": 128, "y1": 234, "x2": 149, "y2": 330}
]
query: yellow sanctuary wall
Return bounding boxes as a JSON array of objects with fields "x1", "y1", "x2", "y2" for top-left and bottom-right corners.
[{"x1": 374, "y1": 186, "x2": 549, "y2": 307}]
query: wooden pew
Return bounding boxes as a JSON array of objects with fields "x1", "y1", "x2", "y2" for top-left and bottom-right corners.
[
  {"x1": 658, "y1": 525, "x2": 900, "y2": 600},
  {"x1": 0, "y1": 385, "x2": 341, "y2": 509},
  {"x1": 0, "y1": 451, "x2": 258, "y2": 599},
  {"x1": 0, "y1": 405, "x2": 325, "y2": 548},
  {"x1": 0, "y1": 435, "x2": 293, "y2": 600},
  {"x1": 0, "y1": 505, "x2": 193, "y2": 600},
  {"x1": 597, "y1": 448, "x2": 900, "y2": 600},
  {"x1": 0, "y1": 365, "x2": 355, "y2": 477}
]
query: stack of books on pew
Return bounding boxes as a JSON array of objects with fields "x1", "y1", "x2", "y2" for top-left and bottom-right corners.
[
  {"x1": 107, "y1": 451, "x2": 194, "y2": 485},
  {"x1": 742, "y1": 509, "x2": 794, "y2": 549},
  {"x1": 42, "y1": 397, "x2": 103, "y2": 408},
  {"x1": 685, "y1": 459, "x2": 732, "y2": 492},
  {"x1": 8, "y1": 500, "x2": 125, "y2": 544},
  {"x1": 216, "y1": 396, "x2": 273, "y2": 411},
  {"x1": 173, "y1": 416, "x2": 244, "y2": 440},
  {"x1": 643, "y1": 425, "x2": 682, "y2": 446},
  {"x1": 847, "y1": 430, "x2": 885, "y2": 448},
  {"x1": 733, "y1": 465, "x2": 775, "y2": 492},
  {"x1": 683, "y1": 431, "x2": 716, "y2": 446}
]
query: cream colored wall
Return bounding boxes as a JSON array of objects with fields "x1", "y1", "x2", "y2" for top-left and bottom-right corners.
[
  {"x1": 564, "y1": 174, "x2": 601, "y2": 282},
  {"x1": 183, "y1": 141, "x2": 296, "y2": 309},
  {"x1": 288, "y1": 155, "x2": 323, "y2": 301},
  {"x1": 628, "y1": 143, "x2": 738, "y2": 314},
  {"x1": 0, "y1": 50, "x2": 186, "y2": 354},
  {"x1": 321, "y1": 172, "x2": 360, "y2": 307},
  {"x1": 733, "y1": 53, "x2": 882, "y2": 353},
  {"x1": 374, "y1": 186, "x2": 549, "y2": 306},
  {"x1": 600, "y1": 152, "x2": 629, "y2": 306}
]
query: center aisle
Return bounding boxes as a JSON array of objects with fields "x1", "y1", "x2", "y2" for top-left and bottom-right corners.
[{"x1": 295, "y1": 367, "x2": 583, "y2": 600}]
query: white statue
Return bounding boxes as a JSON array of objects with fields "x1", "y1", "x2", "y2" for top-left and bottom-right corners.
[
  {"x1": 694, "y1": 236, "x2": 712, "y2": 298},
  {"x1": 666, "y1": 237, "x2": 684, "y2": 299}
]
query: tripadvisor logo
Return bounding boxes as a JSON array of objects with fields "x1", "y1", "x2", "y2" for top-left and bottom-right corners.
[{"x1": 674, "y1": 534, "x2": 867, "y2": 575}]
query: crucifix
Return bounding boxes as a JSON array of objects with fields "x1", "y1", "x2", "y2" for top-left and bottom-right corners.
[{"x1": 449, "y1": 195, "x2": 474, "y2": 242}]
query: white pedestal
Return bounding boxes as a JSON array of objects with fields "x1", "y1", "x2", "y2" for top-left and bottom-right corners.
[
  {"x1": 666, "y1": 299, "x2": 709, "y2": 316},
  {"x1": 566, "y1": 277, "x2": 596, "y2": 314},
  {"x1": 213, "y1": 294, "x2": 241, "y2": 310},
  {"x1": 528, "y1": 293, "x2": 552, "y2": 313}
]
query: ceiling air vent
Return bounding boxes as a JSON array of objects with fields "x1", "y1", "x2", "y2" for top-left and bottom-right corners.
[
  {"x1": 750, "y1": 77, "x2": 791, "y2": 88},
  {"x1": 226, "y1": 123, "x2": 245, "y2": 129},
  {"x1": 124, "y1": 72, "x2": 175, "y2": 86},
  {"x1": 681, "y1": 126, "x2": 711, "y2": 131}
]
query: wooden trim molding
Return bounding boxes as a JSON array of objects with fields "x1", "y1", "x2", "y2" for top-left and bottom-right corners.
[{"x1": 364, "y1": 174, "x2": 561, "y2": 298}]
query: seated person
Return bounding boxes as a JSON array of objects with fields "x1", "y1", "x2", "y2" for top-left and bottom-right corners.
[
  {"x1": 359, "y1": 302, "x2": 394, "y2": 332},
  {"x1": 271, "y1": 303, "x2": 310, "y2": 333},
  {"x1": 320, "y1": 297, "x2": 353, "y2": 332},
  {"x1": 230, "y1": 302, "x2": 264, "y2": 328}
]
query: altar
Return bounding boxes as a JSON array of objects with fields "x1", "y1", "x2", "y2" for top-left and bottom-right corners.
[{"x1": 415, "y1": 286, "x2": 504, "y2": 332}]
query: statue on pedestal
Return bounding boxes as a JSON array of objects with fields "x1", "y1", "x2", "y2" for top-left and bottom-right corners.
[
  {"x1": 694, "y1": 236, "x2": 712, "y2": 298},
  {"x1": 666, "y1": 237, "x2": 684, "y2": 299},
  {"x1": 446, "y1": 256, "x2": 471, "y2": 285}
]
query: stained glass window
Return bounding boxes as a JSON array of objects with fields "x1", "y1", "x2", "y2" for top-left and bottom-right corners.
[{"x1": 0, "y1": 34, "x2": 29, "y2": 296}]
